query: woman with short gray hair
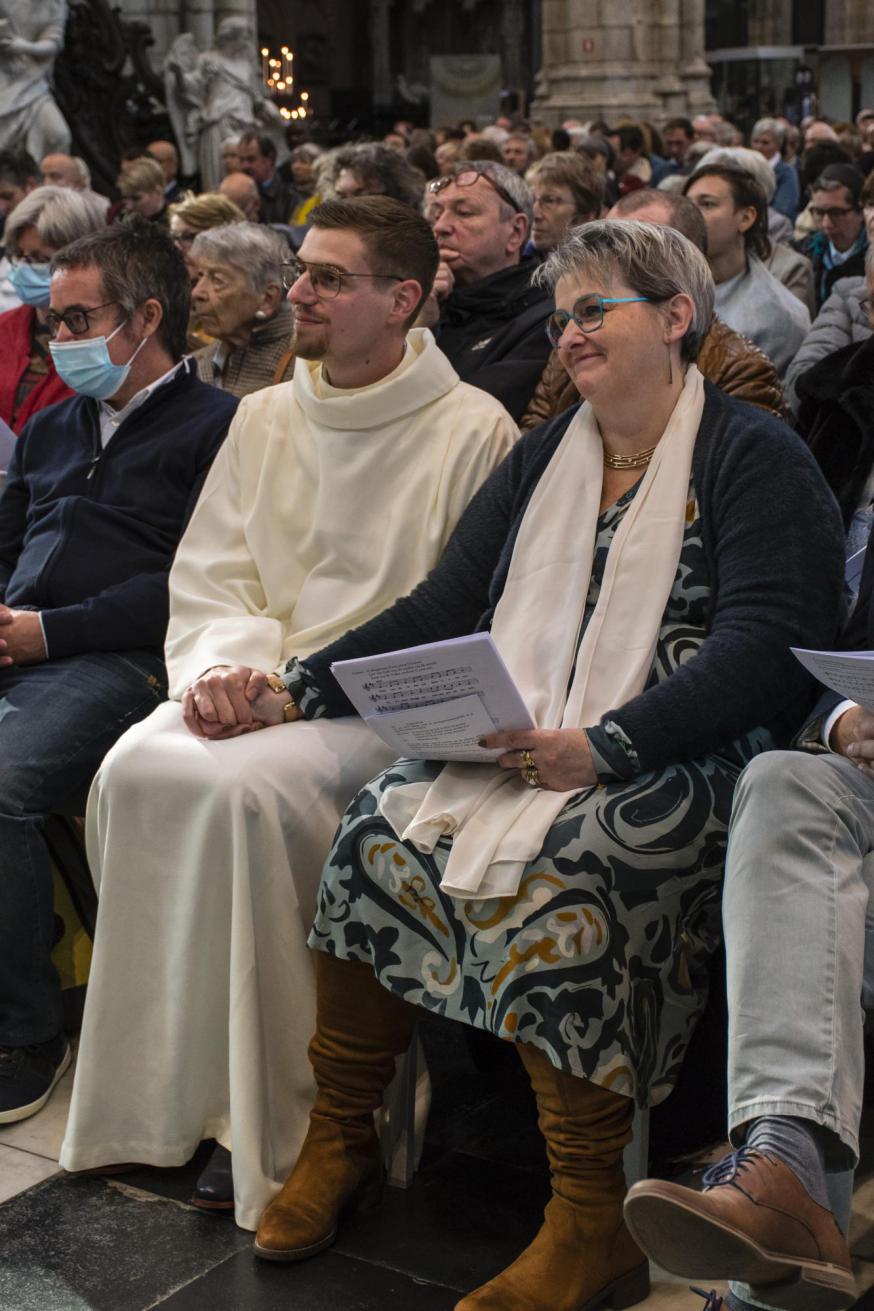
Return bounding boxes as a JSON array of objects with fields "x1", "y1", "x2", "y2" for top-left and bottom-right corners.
[
  {"x1": 252, "y1": 219, "x2": 844, "y2": 1311},
  {"x1": 190, "y1": 221, "x2": 294, "y2": 397},
  {"x1": 0, "y1": 185, "x2": 107, "y2": 431},
  {"x1": 535, "y1": 217, "x2": 714, "y2": 360}
]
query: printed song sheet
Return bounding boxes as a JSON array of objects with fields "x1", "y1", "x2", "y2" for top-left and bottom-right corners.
[
  {"x1": 331, "y1": 632, "x2": 534, "y2": 762},
  {"x1": 791, "y1": 647, "x2": 874, "y2": 711}
]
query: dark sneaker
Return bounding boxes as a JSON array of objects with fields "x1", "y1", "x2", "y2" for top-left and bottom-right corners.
[{"x1": 0, "y1": 1033, "x2": 71, "y2": 1124}]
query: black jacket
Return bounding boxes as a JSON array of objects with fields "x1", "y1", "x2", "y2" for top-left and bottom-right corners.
[
  {"x1": 259, "y1": 171, "x2": 294, "y2": 225},
  {"x1": 296, "y1": 384, "x2": 844, "y2": 770},
  {"x1": 0, "y1": 361, "x2": 237, "y2": 658},
  {"x1": 795, "y1": 229, "x2": 869, "y2": 309},
  {"x1": 794, "y1": 333, "x2": 874, "y2": 529},
  {"x1": 435, "y1": 259, "x2": 553, "y2": 422}
]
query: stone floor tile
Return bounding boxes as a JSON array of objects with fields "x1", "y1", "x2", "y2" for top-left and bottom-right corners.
[
  {"x1": 639, "y1": 1280, "x2": 726, "y2": 1308},
  {"x1": 0, "y1": 1145, "x2": 60, "y2": 1205},
  {"x1": 0, "y1": 1173, "x2": 248, "y2": 1311},
  {"x1": 336, "y1": 1148, "x2": 549, "y2": 1292},
  {"x1": 154, "y1": 1247, "x2": 458, "y2": 1310}
]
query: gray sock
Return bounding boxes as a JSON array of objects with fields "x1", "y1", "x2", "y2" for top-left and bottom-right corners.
[
  {"x1": 746, "y1": 1115, "x2": 830, "y2": 1211},
  {"x1": 727, "y1": 1293, "x2": 765, "y2": 1311}
]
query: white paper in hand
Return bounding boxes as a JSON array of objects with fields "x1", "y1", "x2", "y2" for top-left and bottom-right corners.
[
  {"x1": 331, "y1": 632, "x2": 534, "y2": 762},
  {"x1": 791, "y1": 647, "x2": 874, "y2": 711}
]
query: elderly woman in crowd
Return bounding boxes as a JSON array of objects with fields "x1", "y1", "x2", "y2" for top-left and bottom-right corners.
[
  {"x1": 250, "y1": 221, "x2": 844, "y2": 1311},
  {"x1": 525, "y1": 151, "x2": 605, "y2": 254},
  {"x1": 0, "y1": 185, "x2": 107, "y2": 431},
  {"x1": 190, "y1": 222, "x2": 294, "y2": 397},
  {"x1": 168, "y1": 191, "x2": 247, "y2": 283}
]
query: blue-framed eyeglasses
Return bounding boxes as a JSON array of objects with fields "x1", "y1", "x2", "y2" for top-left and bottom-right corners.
[{"x1": 546, "y1": 294, "x2": 652, "y2": 348}]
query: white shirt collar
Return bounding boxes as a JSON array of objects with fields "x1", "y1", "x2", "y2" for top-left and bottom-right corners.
[{"x1": 97, "y1": 359, "x2": 185, "y2": 448}]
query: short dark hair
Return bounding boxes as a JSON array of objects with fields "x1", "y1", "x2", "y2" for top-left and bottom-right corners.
[
  {"x1": 611, "y1": 188, "x2": 708, "y2": 254},
  {"x1": 332, "y1": 143, "x2": 425, "y2": 209},
  {"x1": 683, "y1": 163, "x2": 770, "y2": 260},
  {"x1": 51, "y1": 217, "x2": 190, "y2": 360},
  {"x1": 811, "y1": 162, "x2": 865, "y2": 206},
  {"x1": 309, "y1": 195, "x2": 439, "y2": 326},
  {"x1": 0, "y1": 148, "x2": 39, "y2": 188},
  {"x1": 240, "y1": 132, "x2": 278, "y2": 163},
  {"x1": 610, "y1": 125, "x2": 645, "y2": 155},
  {"x1": 663, "y1": 117, "x2": 695, "y2": 139},
  {"x1": 799, "y1": 141, "x2": 852, "y2": 193}
]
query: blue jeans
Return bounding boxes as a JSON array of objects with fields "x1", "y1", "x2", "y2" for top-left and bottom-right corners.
[{"x1": 0, "y1": 650, "x2": 167, "y2": 1046}]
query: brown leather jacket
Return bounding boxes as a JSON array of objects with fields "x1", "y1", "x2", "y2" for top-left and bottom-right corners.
[{"x1": 520, "y1": 315, "x2": 786, "y2": 431}]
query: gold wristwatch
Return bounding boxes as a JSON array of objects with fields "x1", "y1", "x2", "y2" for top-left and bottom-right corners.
[{"x1": 265, "y1": 673, "x2": 299, "y2": 722}]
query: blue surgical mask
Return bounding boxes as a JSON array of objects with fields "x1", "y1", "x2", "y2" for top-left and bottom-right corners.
[
  {"x1": 9, "y1": 261, "x2": 52, "y2": 309},
  {"x1": 49, "y1": 321, "x2": 147, "y2": 400}
]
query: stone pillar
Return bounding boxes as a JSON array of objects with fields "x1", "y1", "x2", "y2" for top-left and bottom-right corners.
[
  {"x1": 533, "y1": 0, "x2": 715, "y2": 128},
  {"x1": 214, "y1": 0, "x2": 258, "y2": 27},
  {"x1": 370, "y1": 0, "x2": 394, "y2": 108},
  {"x1": 826, "y1": 0, "x2": 874, "y2": 45},
  {"x1": 501, "y1": 0, "x2": 527, "y2": 94},
  {"x1": 180, "y1": 0, "x2": 216, "y2": 51},
  {"x1": 678, "y1": 0, "x2": 717, "y2": 117}
]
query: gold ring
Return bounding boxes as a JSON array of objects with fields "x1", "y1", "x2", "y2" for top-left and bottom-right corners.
[
  {"x1": 521, "y1": 749, "x2": 536, "y2": 770},
  {"x1": 523, "y1": 764, "x2": 542, "y2": 788}
]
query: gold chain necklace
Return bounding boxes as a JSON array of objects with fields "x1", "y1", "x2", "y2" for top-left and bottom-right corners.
[{"x1": 602, "y1": 444, "x2": 657, "y2": 470}]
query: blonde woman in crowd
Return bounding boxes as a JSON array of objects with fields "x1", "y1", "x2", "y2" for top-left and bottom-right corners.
[{"x1": 168, "y1": 190, "x2": 247, "y2": 283}]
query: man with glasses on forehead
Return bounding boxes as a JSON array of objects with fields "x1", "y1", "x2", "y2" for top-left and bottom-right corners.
[
  {"x1": 0, "y1": 220, "x2": 237, "y2": 1126},
  {"x1": 795, "y1": 163, "x2": 869, "y2": 310},
  {"x1": 420, "y1": 160, "x2": 553, "y2": 421},
  {"x1": 61, "y1": 196, "x2": 517, "y2": 1230}
]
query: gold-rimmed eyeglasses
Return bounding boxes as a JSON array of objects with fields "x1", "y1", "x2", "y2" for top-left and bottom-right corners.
[{"x1": 280, "y1": 258, "x2": 403, "y2": 299}]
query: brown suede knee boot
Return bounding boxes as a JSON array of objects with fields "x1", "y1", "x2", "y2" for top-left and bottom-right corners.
[
  {"x1": 455, "y1": 1043, "x2": 649, "y2": 1311},
  {"x1": 254, "y1": 951, "x2": 419, "y2": 1261}
]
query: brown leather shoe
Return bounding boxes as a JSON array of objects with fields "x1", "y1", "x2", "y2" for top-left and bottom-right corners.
[{"x1": 623, "y1": 1148, "x2": 855, "y2": 1311}]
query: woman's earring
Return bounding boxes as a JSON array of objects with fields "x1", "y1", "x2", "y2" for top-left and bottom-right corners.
[
  {"x1": 255, "y1": 309, "x2": 269, "y2": 320},
  {"x1": 666, "y1": 341, "x2": 673, "y2": 385}
]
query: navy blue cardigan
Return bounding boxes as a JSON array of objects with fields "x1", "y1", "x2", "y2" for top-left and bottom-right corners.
[
  {"x1": 294, "y1": 383, "x2": 846, "y2": 772},
  {"x1": 0, "y1": 362, "x2": 237, "y2": 658}
]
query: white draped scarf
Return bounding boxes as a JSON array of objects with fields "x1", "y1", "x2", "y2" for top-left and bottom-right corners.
[{"x1": 380, "y1": 365, "x2": 706, "y2": 899}]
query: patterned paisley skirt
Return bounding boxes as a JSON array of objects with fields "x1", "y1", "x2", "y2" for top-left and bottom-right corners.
[{"x1": 310, "y1": 736, "x2": 768, "y2": 1107}]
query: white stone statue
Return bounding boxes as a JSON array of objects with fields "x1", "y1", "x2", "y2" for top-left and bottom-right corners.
[
  {"x1": 0, "y1": 0, "x2": 71, "y2": 159},
  {"x1": 196, "y1": 16, "x2": 285, "y2": 192},
  {"x1": 165, "y1": 32, "x2": 204, "y2": 179}
]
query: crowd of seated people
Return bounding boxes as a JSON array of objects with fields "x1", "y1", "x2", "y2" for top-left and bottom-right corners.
[{"x1": 1, "y1": 104, "x2": 874, "y2": 1311}]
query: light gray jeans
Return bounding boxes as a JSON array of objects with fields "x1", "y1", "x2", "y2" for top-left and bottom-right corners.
[{"x1": 723, "y1": 749, "x2": 874, "y2": 1308}]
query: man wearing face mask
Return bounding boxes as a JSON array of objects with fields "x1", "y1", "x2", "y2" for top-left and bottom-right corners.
[
  {"x1": 0, "y1": 185, "x2": 107, "y2": 432},
  {"x1": 0, "y1": 219, "x2": 237, "y2": 1125}
]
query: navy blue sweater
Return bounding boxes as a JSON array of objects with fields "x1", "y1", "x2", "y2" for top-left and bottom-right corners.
[
  {"x1": 0, "y1": 362, "x2": 237, "y2": 658},
  {"x1": 296, "y1": 383, "x2": 846, "y2": 772}
]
